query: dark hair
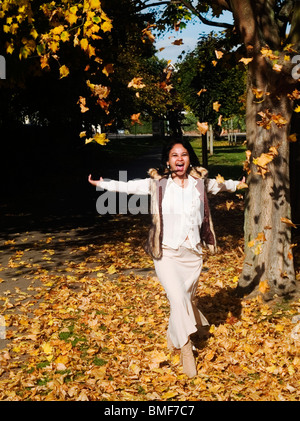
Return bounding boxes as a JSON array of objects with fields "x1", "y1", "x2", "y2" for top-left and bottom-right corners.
[{"x1": 158, "y1": 138, "x2": 200, "y2": 175}]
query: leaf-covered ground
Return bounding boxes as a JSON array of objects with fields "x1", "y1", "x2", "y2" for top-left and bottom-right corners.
[{"x1": 0, "y1": 192, "x2": 300, "y2": 401}]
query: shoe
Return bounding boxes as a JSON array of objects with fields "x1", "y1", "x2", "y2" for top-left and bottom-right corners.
[{"x1": 180, "y1": 339, "x2": 197, "y2": 378}]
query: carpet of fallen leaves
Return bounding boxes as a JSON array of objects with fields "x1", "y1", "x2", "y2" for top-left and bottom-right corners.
[{"x1": 0, "y1": 192, "x2": 300, "y2": 401}]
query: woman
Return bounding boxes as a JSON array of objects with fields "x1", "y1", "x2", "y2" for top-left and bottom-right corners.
[{"x1": 88, "y1": 138, "x2": 245, "y2": 378}]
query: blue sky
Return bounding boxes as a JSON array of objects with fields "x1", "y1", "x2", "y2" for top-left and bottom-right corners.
[{"x1": 154, "y1": 10, "x2": 233, "y2": 63}]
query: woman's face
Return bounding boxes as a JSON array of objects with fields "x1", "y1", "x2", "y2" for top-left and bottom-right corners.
[{"x1": 167, "y1": 143, "x2": 190, "y2": 177}]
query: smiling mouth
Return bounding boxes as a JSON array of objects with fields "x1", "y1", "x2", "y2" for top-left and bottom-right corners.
[{"x1": 175, "y1": 163, "x2": 185, "y2": 171}]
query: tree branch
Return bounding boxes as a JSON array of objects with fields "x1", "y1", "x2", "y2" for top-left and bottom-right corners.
[
  {"x1": 135, "y1": 0, "x2": 233, "y2": 28},
  {"x1": 179, "y1": 0, "x2": 233, "y2": 28}
]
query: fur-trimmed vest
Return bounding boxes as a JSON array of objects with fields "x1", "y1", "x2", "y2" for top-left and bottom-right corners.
[{"x1": 144, "y1": 166, "x2": 217, "y2": 260}]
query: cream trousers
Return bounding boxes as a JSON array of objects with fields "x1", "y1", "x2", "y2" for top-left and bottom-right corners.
[{"x1": 154, "y1": 239, "x2": 209, "y2": 349}]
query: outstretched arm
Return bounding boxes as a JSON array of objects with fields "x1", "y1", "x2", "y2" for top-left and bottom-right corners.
[
  {"x1": 207, "y1": 176, "x2": 248, "y2": 195},
  {"x1": 88, "y1": 174, "x2": 150, "y2": 195}
]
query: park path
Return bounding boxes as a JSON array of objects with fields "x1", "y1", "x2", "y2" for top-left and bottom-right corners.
[{"x1": 0, "y1": 145, "x2": 162, "y2": 349}]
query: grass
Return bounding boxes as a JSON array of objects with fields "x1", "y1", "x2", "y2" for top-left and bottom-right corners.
[{"x1": 190, "y1": 138, "x2": 247, "y2": 180}]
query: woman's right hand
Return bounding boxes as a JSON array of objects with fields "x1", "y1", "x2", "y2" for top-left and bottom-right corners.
[{"x1": 88, "y1": 174, "x2": 103, "y2": 187}]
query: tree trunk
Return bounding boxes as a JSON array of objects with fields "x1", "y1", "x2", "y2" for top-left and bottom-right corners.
[{"x1": 236, "y1": 58, "x2": 298, "y2": 299}]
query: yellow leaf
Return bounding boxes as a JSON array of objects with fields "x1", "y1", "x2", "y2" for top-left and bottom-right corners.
[
  {"x1": 259, "y1": 280, "x2": 270, "y2": 293},
  {"x1": 252, "y1": 88, "x2": 264, "y2": 99},
  {"x1": 66, "y1": 10, "x2": 78, "y2": 25},
  {"x1": 6, "y1": 42, "x2": 14, "y2": 54},
  {"x1": 256, "y1": 232, "x2": 267, "y2": 242},
  {"x1": 239, "y1": 57, "x2": 253, "y2": 65},
  {"x1": 288, "y1": 133, "x2": 297, "y2": 142},
  {"x1": 93, "y1": 133, "x2": 109, "y2": 145},
  {"x1": 254, "y1": 243, "x2": 262, "y2": 255},
  {"x1": 135, "y1": 315, "x2": 144, "y2": 325},
  {"x1": 78, "y1": 96, "x2": 89, "y2": 113},
  {"x1": 215, "y1": 174, "x2": 224, "y2": 183},
  {"x1": 281, "y1": 217, "x2": 297, "y2": 229},
  {"x1": 273, "y1": 63, "x2": 282, "y2": 72},
  {"x1": 52, "y1": 25, "x2": 64, "y2": 35},
  {"x1": 59, "y1": 65, "x2": 69, "y2": 79},
  {"x1": 204, "y1": 350, "x2": 215, "y2": 361},
  {"x1": 55, "y1": 355, "x2": 69, "y2": 365},
  {"x1": 294, "y1": 105, "x2": 300, "y2": 113},
  {"x1": 215, "y1": 50, "x2": 223, "y2": 59},
  {"x1": 226, "y1": 200, "x2": 234, "y2": 211},
  {"x1": 213, "y1": 101, "x2": 221, "y2": 112},
  {"x1": 128, "y1": 77, "x2": 146, "y2": 89},
  {"x1": 197, "y1": 88, "x2": 207, "y2": 96},
  {"x1": 101, "y1": 20, "x2": 113, "y2": 32},
  {"x1": 107, "y1": 264, "x2": 117, "y2": 274},
  {"x1": 162, "y1": 390, "x2": 178, "y2": 399},
  {"x1": 90, "y1": 0, "x2": 101, "y2": 8},
  {"x1": 275, "y1": 324, "x2": 284, "y2": 332},
  {"x1": 131, "y1": 113, "x2": 142, "y2": 125},
  {"x1": 102, "y1": 63, "x2": 114, "y2": 77},
  {"x1": 60, "y1": 31, "x2": 70, "y2": 42},
  {"x1": 30, "y1": 28, "x2": 38, "y2": 39},
  {"x1": 196, "y1": 121, "x2": 208, "y2": 135},
  {"x1": 41, "y1": 342, "x2": 53, "y2": 355},
  {"x1": 80, "y1": 38, "x2": 89, "y2": 51}
]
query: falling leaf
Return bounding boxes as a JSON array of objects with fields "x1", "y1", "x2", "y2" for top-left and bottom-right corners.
[
  {"x1": 59, "y1": 64, "x2": 69, "y2": 79},
  {"x1": 273, "y1": 63, "x2": 282, "y2": 72},
  {"x1": 131, "y1": 113, "x2": 142, "y2": 125},
  {"x1": 102, "y1": 63, "x2": 114, "y2": 77},
  {"x1": 77, "y1": 96, "x2": 89, "y2": 113},
  {"x1": 226, "y1": 201, "x2": 234, "y2": 211},
  {"x1": 288, "y1": 89, "x2": 300, "y2": 100},
  {"x1": 256, "y1": 232, "x2": 267, "y2": 242},
  {"x1": 213, "y1": 101, "x2": 221, "y2": 112},
  {"x1": 217, "y1": 115, "x2": 223, "y2": 126},
  {"x1": 281, "y1": 217, "x2": 297, "y2": 229},
  {"x1": 142, "y1": 24, "x2": 156, "y2": 43},
  {"x1": 172, "y1": 39, "x2": 183, "y2": 46},
  {"x1": 294, "y1": 105, "x2": 300, "y2": 113},
  {"x1": 197, "y1": 88, "x2": 207, "y2": 96},
  {"x1": 216, "y1": 174, "x2": 225, "y2": 183},
  {"x1": 215, "y1": 50, "x2": 223, "y2": 59},
  {"x1": 252, "y1": 88, "x2": 269, "y2": 99},
  {"x1": 93, "y1": 133, "x2": 109, "y2": 146},
  {"x1": 236, "y1": 181, "x2": 248, "y2": 190},
  {"x1": 128, "y1": 77, "x2": 146, "y2": 89},
  {"x1": 252, "y1": 145, "x2": 279, "y2": 178},
  {"x1": 288, "y1": 133, "x2": 297, "y2": 142},
  {"x1": 239, "y1": 57, "x2": 253, "y2": 65},
  {"x1": 260, "y1": 47, "x2": 278, "y2": 60},
  {"x1": 196, "y1": 121, "x2": 208, "y2": 135}
]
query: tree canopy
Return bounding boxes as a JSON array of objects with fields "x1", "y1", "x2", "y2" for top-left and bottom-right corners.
[{"x1": 175, "y1": 32, "x2": 246, "y2": 127}]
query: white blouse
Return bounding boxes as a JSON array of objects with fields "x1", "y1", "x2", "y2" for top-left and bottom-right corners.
[{"x1": 99, "y1": 175, "x2": 239, "y2": 252}]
